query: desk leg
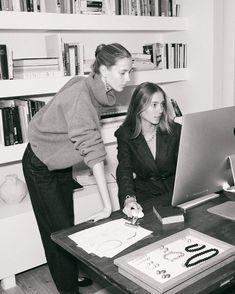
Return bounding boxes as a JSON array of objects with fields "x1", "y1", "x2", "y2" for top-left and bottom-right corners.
[{"x1": 1, "y1": 275, "x2": 16, "y2": 290}]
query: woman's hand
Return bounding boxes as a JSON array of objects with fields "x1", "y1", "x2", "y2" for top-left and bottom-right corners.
[
  {"x1": 123, "y1": 198, "x2": 144, "y2": 218},
  {"x1": 86, "y1": 207, "x2": 112, "y2": 222}
]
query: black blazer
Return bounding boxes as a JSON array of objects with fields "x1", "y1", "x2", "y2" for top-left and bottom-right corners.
[{"x1": 115, "y1": 122, "x2": 181, "y2": 206}]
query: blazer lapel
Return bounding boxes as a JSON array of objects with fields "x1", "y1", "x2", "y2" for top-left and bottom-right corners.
[{"x1": 133, "y1": 134, "x2": 157, "y2": 171}]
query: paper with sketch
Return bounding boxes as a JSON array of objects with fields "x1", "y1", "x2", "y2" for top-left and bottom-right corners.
[{"x1": 69, "y1": 218, "x2": 152, "y2": 258}]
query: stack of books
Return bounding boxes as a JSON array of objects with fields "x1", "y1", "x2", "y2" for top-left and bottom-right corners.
[
  {"x1": 13, "y1": 57, "x2": 61, "y2": 79},
  {"x1": 132, "y1": 52, "x2": 155, "y2": 71}
]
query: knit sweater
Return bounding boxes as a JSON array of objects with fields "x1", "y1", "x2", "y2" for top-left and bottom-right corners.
[{"x1": 28, "y1": 73, "x2": 116, "y2": 170}]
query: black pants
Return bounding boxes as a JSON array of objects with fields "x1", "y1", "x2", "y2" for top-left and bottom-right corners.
[{"x1": 22, "y1": 144, "x2": 78, "y2": 293}]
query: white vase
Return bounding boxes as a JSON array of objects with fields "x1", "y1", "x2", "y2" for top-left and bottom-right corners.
[{"x1": 0, "y1": 174, "x2": 28, "y2": 204}]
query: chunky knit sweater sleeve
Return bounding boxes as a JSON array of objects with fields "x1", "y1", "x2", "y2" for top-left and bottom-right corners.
[{"x1": 28, "y1": 76, "x2": 107, "y2": 170}]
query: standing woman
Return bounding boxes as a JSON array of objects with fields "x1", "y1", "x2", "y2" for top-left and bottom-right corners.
[
  {"x1": 22, "y1": 43, "x2": 132, "y2": 294},
  {"x1": 115, "y1": 82, "x2": 181, "y2": 219}
]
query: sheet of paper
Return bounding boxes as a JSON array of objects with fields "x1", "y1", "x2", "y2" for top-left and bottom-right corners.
[{"x1": 69, "y1": 218, "x2": 152, "y2": 258}]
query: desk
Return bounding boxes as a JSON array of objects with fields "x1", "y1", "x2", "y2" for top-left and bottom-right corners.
[{"x1": 51, "y1": 195, "x2": 235, "y2": 294}]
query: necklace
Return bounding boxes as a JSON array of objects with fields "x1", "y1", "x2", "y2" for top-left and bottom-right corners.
[
  {"x1": 185, "y1": 248, "x2": 219, "y2": 267},
  {"x1": 163, "y1": 251, "x2": 185, "y2": 262},
  {"x1": 185, "y1": 243, "x2": 206, "y2": 252},
  {"x1": 145, "y1": 132, "x2": 156, "y2": 143}
]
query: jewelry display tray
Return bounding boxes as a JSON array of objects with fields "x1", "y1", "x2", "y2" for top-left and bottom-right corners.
[{"x1": 114, "y1": 228, "x2": 235, "y2": 294}]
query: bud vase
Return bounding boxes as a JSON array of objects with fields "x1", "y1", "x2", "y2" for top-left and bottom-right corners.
[{"x1": 0, "y1": 174, "x2": 28, "y2": 204}]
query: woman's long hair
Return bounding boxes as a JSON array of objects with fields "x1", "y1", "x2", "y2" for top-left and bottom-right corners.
[{"x1": 122, "y1": 82, "x2": 174, "y2": 138}]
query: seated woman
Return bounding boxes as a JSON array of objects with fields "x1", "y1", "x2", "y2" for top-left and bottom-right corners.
[{"x1": 115, "y1": 82, "x2": 181, "y2": 218}]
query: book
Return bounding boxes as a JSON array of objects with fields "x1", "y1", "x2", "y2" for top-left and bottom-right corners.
[
  {"x1": 0, "y1": 44, "x2": 9, "y2": 79},
  {"x1": 6, "y1": 46, "x2": 13, "y2": 79},
  {"x1": 13, "y1": 57, "x2": 59, "y2": 67},
  {"x1": 153, "y1": 204, "x2": 184, "y2": 224},
  {"x1": 45, "y1": 34, "x2": 65, "y2": 76},
  {"x1": 0, "y1": 109, "x2": 5, "y2": 145},
  {"x1": 2, "y1": 107, "x2": 15, "y2": 146}
]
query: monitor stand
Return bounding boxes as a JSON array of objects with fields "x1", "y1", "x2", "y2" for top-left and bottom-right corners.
[
  {"x1": 177, "y1": 193, "x2": 220, "y2": 212},
  {"x1": 177, "y1": 154, "x2": 235, "y2": 213},
  {"x1": 194, "y1": 154, "x2": 235, "y2": 219}
]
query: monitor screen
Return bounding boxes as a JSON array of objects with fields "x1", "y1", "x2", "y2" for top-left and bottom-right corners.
[{"x1": 171, "y1": 106, "x2": 235, "y2": 208}]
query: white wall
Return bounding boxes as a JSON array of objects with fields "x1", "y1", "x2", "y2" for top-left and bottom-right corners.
[
  {"x1": 221, "y1": 0, "x2": 235, "y2": 107},
  {"x1": 163, "y1": 0, "x2": 224, "y2": 115}
]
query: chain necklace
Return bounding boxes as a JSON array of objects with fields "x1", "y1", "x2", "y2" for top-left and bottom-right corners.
[{"x1": 145, "y1": 132, "x2": 156, "y2": 143}]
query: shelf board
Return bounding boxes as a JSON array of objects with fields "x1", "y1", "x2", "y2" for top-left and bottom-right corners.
[
  {"x1": 0, "y1": 76, "x2": 72, "y2": 97},
  {"x1": 0, "y1": 69, "x2": 189, "y2": 97},
  {"x1": 130, "y1": 68, "x2": 190, "y2": 84},
  {"x1": 0, "y1": 143, "x2": 27, "y2": 165},
  {"x1": 0, "y1": 11, "x2": 189, "y2": 31}
]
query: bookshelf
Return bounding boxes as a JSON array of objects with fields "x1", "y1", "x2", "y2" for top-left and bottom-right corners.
[
  {"x1": 0, "y1": 9, "x2": 189, "y2": 290},
  {"x1": 0, "y1": 11, "x2": 189, "y2": 31},
  {"x1": 0, "y1": 69, "x2": 189, "y2": 98}
]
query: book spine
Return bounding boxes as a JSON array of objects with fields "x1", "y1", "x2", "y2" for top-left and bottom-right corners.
[
  {"x1": 1, "y1": 107, "x2": 11, "y2": 146},
  {"x1": 8, "y1": 107, "x2": 15, "y2": 145},
  {"x1": 0, "y1": 44, "x2": 9, "y2": 79},
  {"x1": 6, "y1": 46, "x2": 13, "y2": 79},
  {"x1": 13, "y1": 106, "x2": 23, "y2": 144},
  {"x1": 0, "y1": 109, "x2": 5, "y2": 145},
  {"x1": 64, "y1": 43, "x2": 71, "y2": 75},
  {"x1": 17, "y1": 105, "x2": 28, "y2": 142},
  {"x1": 68, "y1": 45, "x2": 76, "y2": 76},
  {"x1": 12, "y1": 0, "x2": 22, "y2": 11}
]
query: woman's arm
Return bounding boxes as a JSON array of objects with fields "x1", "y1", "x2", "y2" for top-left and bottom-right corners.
[
  {"x1": 86, "y1": 161, "x2": 112, "y2": 222},
  {"x1": 115, "y1": 131, "x2": 143, "y2": 218}
]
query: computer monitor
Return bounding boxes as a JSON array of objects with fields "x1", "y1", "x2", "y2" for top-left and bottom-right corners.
[{"x1": 171, "y1": 106, "x2": 235, "y2": 211}]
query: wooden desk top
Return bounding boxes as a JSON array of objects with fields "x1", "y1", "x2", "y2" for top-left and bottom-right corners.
[{"x1": 51, "y1": 195, "x2": 235, "y2": 294}]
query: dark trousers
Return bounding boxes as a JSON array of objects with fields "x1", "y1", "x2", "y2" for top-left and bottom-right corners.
[{"x1": 22, "y1": 144, "x2": 78, "y2": 293}]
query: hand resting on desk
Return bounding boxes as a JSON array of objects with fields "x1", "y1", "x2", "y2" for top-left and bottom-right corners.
[{"x1": 123, "y1": 198, "x2": 144, "y2": 219}]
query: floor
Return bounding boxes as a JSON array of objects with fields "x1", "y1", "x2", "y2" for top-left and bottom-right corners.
[{"x1": 0, "y1": 264, "x2": 122, "y2": 294}]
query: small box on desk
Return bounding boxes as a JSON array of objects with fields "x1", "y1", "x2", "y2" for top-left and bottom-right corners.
[
  {"x1": 153, "y1": 204, "x2": 184, "y2": 225},
  {"x1": 114, "y1": 229, "x2": 235, "y2": 294}
]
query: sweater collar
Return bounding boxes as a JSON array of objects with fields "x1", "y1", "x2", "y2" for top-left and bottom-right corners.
[{"x1": 85, "y1": 73, "x2": 116, "y2": 107}]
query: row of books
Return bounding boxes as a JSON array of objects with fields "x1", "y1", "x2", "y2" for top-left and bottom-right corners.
[
  {"x1": 0, "y1": 98, "x2": 45, "y2": 146},
  {"x1": 143, "y1": 42, "x2": 187, "y2": 70},
  {"x1": 0, "y1": 0, "x2": 39, "y2": 11},
  {"x1": 117, "y1": 0, "x2": 180, "y2": 16},
  {"x1": 0, "y1": 0, "x2": 180, "y2": 16},
  {"x1": 0, "y1": 40, "x2": 187, "y2": 81},
  {"x1": 0, "y1": 39, "x2": 84, "y2": 79}
]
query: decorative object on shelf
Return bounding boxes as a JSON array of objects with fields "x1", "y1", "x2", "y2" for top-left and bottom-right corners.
[{"x1": 0, "y1": 174, "x2": 28, "y2": 204}]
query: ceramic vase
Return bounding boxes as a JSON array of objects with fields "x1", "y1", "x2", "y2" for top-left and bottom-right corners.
[{"x1": 0, "y1": 174, "x2": 28, "y2": 204}]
